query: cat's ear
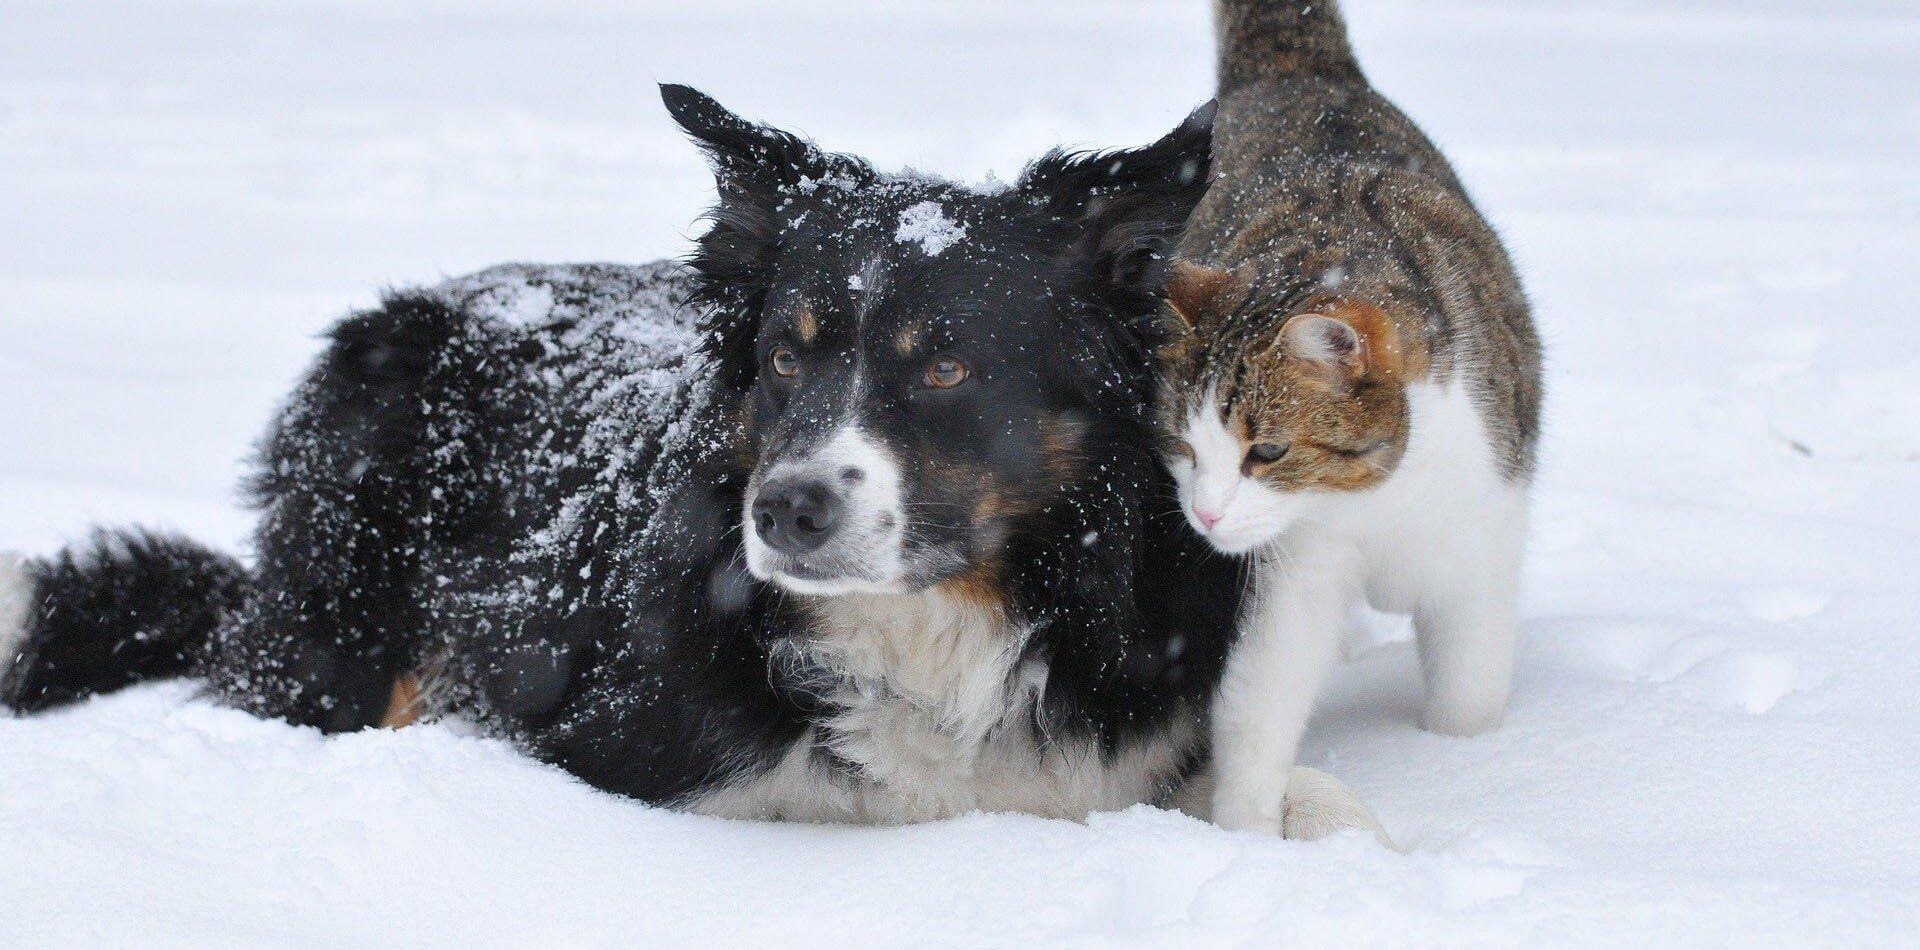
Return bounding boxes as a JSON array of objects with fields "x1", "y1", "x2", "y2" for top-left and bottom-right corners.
[
  {"x1": 1019, "y1": 101, "x2": 1215, "y2": 313},
  {"x1": 1164, "y1": 261, "x2": 1236, "y2": 330},
  {"x1": 1278, "y1": 300, "x2": 1410, "y2": 381}
]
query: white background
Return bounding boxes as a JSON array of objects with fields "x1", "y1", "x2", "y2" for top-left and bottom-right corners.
[{"x1": 3, "y1": 1, "x2": 1918, "y2": 945}]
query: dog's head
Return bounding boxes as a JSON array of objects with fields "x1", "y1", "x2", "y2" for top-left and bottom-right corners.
[{"x1": 665, "y1": 85, "x2": 1212, "y2": 598}]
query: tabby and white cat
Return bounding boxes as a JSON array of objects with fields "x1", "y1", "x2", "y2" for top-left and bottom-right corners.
[{"x1": 1162, "y1": 0, "x2": 1543, "y2": 835}]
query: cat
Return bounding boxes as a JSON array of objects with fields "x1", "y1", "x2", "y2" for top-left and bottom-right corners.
[{"x1": 1157, "y1": 0, "x2": 1543, "y2": 835}]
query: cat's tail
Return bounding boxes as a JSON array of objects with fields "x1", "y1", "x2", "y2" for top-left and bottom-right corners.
[
  {"x1": 1, "y1": 530, "x2": 249, "y2": 713},
  {"x1": 1215, "y1": 0, "x2": 1362, "y2": 91}
]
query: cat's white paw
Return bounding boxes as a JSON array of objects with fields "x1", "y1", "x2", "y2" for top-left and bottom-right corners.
[
  {"x1": 1, "y1": 552, "x2": 37, "y2": 695},
  {"x1": 1422, "y1": 699, "x2": 1505, "y2": 738},
  {"x1": 1211, "y1": 766, "x2": 1395, "y2": 848},
  {"x1": 1280, "y1": 766, "x2": 1395, "y2": 848},
  {"x1": 1211, "y1": 788, "x2": 1286, "y2": 836}
]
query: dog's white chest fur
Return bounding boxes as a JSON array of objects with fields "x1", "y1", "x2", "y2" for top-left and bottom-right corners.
[{"x1": 686, "y1": 589, "x2": 1189, "y2": 824}]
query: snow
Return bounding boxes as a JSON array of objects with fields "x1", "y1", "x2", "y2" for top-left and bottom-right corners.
[
  {"x1": 3, "y1": 0, "x2": 1919, "y2": 945},
  {"x1": 895, "y1": 199, "x2": 968, "y2": 255}
]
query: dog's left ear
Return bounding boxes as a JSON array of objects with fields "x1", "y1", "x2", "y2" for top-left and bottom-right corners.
[{"x1": 1018, "y1": 101, "x2": 1215, "y2": 314}]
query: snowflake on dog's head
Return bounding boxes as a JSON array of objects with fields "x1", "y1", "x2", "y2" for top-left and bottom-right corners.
[{"x1": 895, "y1": 201, "x2": 967, "y2": 256}]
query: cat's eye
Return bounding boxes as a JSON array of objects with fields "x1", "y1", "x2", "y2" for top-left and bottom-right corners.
[
  {"x1": 769, "y1": 346, "x2": 799, "y2": 378},
  {"x1": 925, "y1": 357, "x2": 970, "y2": 389},
  {"x1": 1247, "y1": 442, "x2": 1290, "y2": 464}
]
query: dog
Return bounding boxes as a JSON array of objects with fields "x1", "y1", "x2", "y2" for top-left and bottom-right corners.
[{"x1": 2, "y1": 85, "x2": 1381, "y2": 832}]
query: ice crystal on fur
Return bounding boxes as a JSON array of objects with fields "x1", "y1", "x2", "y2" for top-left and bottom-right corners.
[{"x1": 893, "y1": 200, "x2": 966, "y2": 255}]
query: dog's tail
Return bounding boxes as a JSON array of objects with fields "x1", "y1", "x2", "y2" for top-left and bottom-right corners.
[
  {"x1": 1, "y1": 530, "x2": 248, "y2": 713},
  {"x1": 1215, "y1": 0, "x2": 1362, "y2": 91}
]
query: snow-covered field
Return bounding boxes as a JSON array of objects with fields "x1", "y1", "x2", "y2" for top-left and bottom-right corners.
[{"x1": 3, "y1": 0, "x2": 1918, "y2": 945}]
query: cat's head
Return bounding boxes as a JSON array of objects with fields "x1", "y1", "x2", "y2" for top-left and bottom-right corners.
[{"x1": 1154, "y1": 261, "x2": 1423, "y2": 554}]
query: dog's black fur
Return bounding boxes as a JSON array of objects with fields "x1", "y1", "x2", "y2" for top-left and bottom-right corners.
[{"x1": 2, "y1": 86, "x2": 1244, "y2": 817}]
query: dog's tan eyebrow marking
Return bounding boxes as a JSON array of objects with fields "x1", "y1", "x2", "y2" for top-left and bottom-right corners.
[
  {"x1": 894, "y1": 321, "x2": 927, "y2": 357},
  {"x1": 793, "y1": 306, "x2": 818, "y2": 344}
]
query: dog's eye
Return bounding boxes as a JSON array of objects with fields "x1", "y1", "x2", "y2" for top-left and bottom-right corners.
[
  {"x1": 1247, "y1": 442, "x2": 1289, "y2": 464},
  {"x1": 924, "y1": 357, "x2": 970, "y2": 389},
  {"x1": 769, "y1": 346, "x2": 799, "y2": 379}
]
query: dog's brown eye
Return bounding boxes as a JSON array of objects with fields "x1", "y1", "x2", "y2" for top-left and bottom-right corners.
[
  {"x1": 925, "y1": 357, "x2": 970, "y2": 389},
  {"x1": 1247, "y1": 442, "x2": 1289, "y2": 464},
  {"x1": 769, "y1": 346, "x2": 799, "y2": 378}
]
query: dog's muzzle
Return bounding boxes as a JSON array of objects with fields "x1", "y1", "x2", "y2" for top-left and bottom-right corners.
[{"x1": 742, "y1": 426, "x2": 907, "y2": 595}]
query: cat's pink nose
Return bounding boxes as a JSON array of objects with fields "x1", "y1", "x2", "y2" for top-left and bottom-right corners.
[{"x1": 1194, "y1": 508, "x2": 1223, "y2": 531}]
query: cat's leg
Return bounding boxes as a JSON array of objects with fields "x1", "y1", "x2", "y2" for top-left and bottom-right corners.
[
  {"x1": 1210, "y1": 530, "x2": 1363, "y2": 835},
  {"x1": 1413, "y1": 488, "x2": 1527, "y2": 737}
]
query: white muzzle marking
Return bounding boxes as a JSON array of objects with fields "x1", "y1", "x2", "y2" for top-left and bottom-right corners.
[{"x1": 743, "y1": 425, "x2": 908, "y2": 596}]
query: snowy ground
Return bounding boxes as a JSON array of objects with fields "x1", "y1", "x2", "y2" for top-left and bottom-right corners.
[{"x1": 3, "y1": 0, "x2": 1918, "y2": 946}]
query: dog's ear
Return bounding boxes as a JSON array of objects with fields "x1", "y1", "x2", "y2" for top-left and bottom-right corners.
[
  {"x1": 663, "y1": 84, "x2": 874, "y2": 289},
  {"x1": 662, "y1": 84, "x2": 856, "y2": 199},
  {"x1": 662, "y1": 84, "x2": 870, "y2": 384},
  {"x1": 1018, "y1": 100, "x2": 1215, "y2": 315}
]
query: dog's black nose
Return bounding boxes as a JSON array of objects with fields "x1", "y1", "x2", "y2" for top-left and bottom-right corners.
[{"x1": 753, "y1": 479, "x2": 843, "y2": 554}]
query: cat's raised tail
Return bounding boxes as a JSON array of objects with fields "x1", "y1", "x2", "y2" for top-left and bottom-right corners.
[{"x1": 1216, "y1": 0, "x2": 1362, "y2": 91}]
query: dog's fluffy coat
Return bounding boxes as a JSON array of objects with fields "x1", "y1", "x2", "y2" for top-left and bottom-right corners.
[{"x1": 0, "y1": 88, "x2": 1391, "y2": 831}]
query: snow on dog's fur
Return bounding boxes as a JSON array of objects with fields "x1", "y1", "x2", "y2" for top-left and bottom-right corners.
[{"x1": 0, "y1": 85, "x2": 1386, "y2": 836}]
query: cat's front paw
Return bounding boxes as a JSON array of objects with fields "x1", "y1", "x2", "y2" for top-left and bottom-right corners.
[
  {"x1": 1421, "y1": 698, "x2": 1505, "y2": 738},
  {"x1": 1211, "y1": 767, "x2": 1394, "y2": 847},
  {"x1": 1279, "y1": 767, "x2": 1394, "y2": 847}
]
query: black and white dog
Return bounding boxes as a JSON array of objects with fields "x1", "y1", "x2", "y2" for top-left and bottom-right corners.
[{"x1": 1, "y1": 86, "x2": 1376, "y2": 831}]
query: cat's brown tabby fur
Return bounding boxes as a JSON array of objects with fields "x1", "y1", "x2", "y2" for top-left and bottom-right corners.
[
  {"x1": 1165, "y1": 1, "x2": 1539, "y2": 475},
  {"x1": 1161, "y1": 0, "x2": 1543, "y2": 836}
]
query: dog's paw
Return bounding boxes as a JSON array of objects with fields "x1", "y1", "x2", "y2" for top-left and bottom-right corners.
[{"x1": 1281, "y1": 767, "x2": 1396, "y2": 849}]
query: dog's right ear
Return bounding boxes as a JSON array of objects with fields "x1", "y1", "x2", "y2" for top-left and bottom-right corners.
[
  {"x1": 662, "y1": 84, "x2": 853, "y2": 199},
  {"x1": 666, "y1": 85, "x2": 810, "y2": 303},
  {"x1": 663, "y1": 85, "x2": 870, "y2": 381},
  {"x1": 1018, "y1": 101, "x2": 1216, "y2": 319}
]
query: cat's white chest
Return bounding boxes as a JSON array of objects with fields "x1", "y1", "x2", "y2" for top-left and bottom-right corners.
[{"x1": 1314, "y1": 382, "x2": 1524, "y2": 609}]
